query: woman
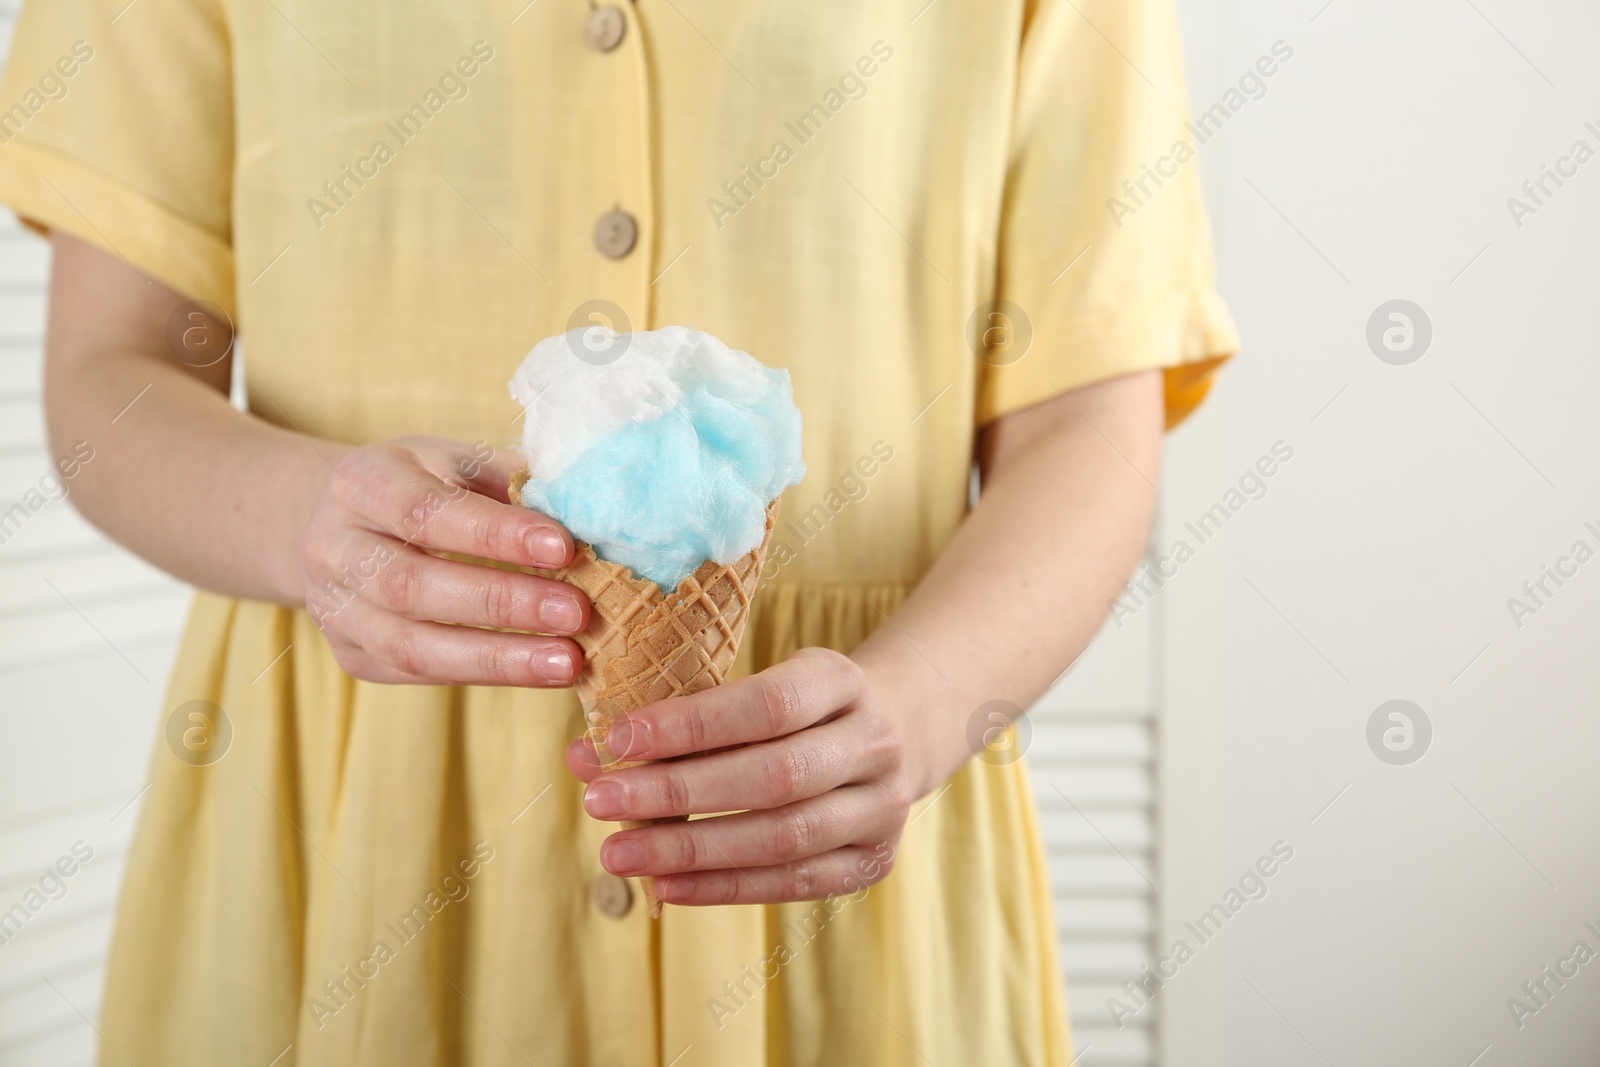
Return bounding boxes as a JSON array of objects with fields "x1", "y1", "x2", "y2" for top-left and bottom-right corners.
[{"x1": 0, "y1": 0, "x2": 1234, "y2": 1063}]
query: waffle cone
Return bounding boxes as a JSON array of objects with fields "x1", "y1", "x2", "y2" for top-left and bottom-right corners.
[{"x1": 510, "y1": 468, "x2": 778, "y2": 916}]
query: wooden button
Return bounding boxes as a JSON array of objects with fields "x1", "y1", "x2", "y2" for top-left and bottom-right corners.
[
  {"x1": 594, "y1": 210, "x2": 638, "y2": 258},
  {"x1": 592, "y1": 872, "x2": 634, "y2": 918},
  {"x1": 585, "y1": 6, "x2": 627, "y2": 52}
]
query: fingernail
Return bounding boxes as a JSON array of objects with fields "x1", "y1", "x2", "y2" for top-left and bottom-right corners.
[
  {"x1": 585, "y1": 779, "x2": 624, "y2": 820},
  {"x1": 528, "y1": 528, "x2": 567, "y2": 567},
  {"x1": 656, "y1": 875, "x2": 694, "y2": 903},
  {"x1": 603, "y1": 838, "x2": 646, "y2": 874},
  {"x1": 540, "y1": 593, "x2": 583, "y2": 634},
  {"x1": 533, "y1": 645, "x2": 574, "y2": 684},
  {"x1": 607, "y1": 718, "x2": 643, "y2": 760}
]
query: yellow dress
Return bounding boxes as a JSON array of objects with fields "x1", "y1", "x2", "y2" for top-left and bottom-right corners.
[{"x1": 0, "y1": 1, "x2": 1235, "y2": 1063}]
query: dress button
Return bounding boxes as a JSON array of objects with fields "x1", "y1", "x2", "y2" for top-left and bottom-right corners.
[
  {"x1": 592, "y1": 873, "x2": 634, "y2": 918},
  {"x1": 594, "y1": 210, "x2": 639, "y2": 258},
  {"x1": 585, "y1": 6, "x2": 627, "y2": 52}
]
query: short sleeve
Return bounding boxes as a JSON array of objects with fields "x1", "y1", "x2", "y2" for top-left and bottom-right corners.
[
  {"x1": 0, "y1": 0, "x2": 235, "y2": 314},
  {"x1": 978, "y1": 0, "x2": 1239, "y2": 430}
]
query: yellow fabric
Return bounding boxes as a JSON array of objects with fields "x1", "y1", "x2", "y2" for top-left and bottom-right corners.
[{"x1": 0, "y1": 0, "x2": 1236, "y2": 1064}]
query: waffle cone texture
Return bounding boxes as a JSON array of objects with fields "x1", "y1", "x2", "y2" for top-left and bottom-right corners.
[{"x1": 509, "y1": 468, "x2": 779, "y2": 915}]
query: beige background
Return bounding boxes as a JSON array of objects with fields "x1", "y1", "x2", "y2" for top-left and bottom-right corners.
[{"x1": 1161, "y1": 0, "x2": 1600, "y2": 1064}]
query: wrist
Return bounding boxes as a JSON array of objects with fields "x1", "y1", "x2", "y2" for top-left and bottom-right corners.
[
  {"x1": 271, "y1": 442, "x2": 349, "y2": 605},
  {"x1": 853, "y1": 647, "x2": 964, "y2": 800}
]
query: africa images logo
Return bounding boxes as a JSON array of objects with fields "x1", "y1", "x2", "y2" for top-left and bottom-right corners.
[{"x1": 1366, "y1": 700, "x2": 1431, "y2": 766}]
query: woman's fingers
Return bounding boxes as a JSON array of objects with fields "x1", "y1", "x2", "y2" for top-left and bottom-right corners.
[
  {"x1": 582, "y1": 714, "x2": 896, "y2": 821},
  {"x1": 565, "y1": 734, "x2": 607, "y2": 782},
  {"x1": 322, "y1": 641, "x2": 446, "y2": 686},
  {"x1": 328, "y1": 599, "x2": 580, "y2": 687},
  {"x1": 436, "y1": 439, "x2": 527, "y2": 501},
  {"x1": 652, "y1": 844, "x2": 900, "y2": 907},
  {"x1": 603, "y1": 647, "x2": 865, "y2": 762},
  {"x1": 560, "y1": 644, "x2": 919, "y2": 905},
  {"x1": 331, "y1": 442, "x2": 574, "y2": 569},
  {"x1": 598, "y1": 784, "x2": 906, "y2": 877},
  {"x1": 301, "y1": 436, "x2": 595, "y2": 689},
  {"x1": 308, "y1": 529, "x2": 590, "y2": 635}
]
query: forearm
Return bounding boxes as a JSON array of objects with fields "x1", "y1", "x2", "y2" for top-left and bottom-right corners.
[
  {"x1": 45, "y1": 344, "x2": 341, "y2": 604},
  {"x1": 852, "y1": 371, "x2": 1164, "y2": 796}
]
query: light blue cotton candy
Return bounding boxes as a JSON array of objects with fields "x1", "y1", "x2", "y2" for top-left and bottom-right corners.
[{"x1": 517, "y1": 344, "x2": 805, "y2": 590}]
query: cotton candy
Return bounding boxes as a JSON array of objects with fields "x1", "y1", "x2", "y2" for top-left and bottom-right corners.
[{"x1": 509, "y1": 326, "x2": 805, "y2": 588}]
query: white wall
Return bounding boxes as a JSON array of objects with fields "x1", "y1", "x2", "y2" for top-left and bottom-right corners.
[{"x1": 1161, "y1": 1, "x2": 1600, "y2": 1065}]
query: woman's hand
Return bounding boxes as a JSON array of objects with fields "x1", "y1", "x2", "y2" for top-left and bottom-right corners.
[
  {"x1": 299, "y1": 435, "x2": 589, "y2": 686},
  {"x1": 564, "y1": 647, "x2": 918, "y2": 905}
]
